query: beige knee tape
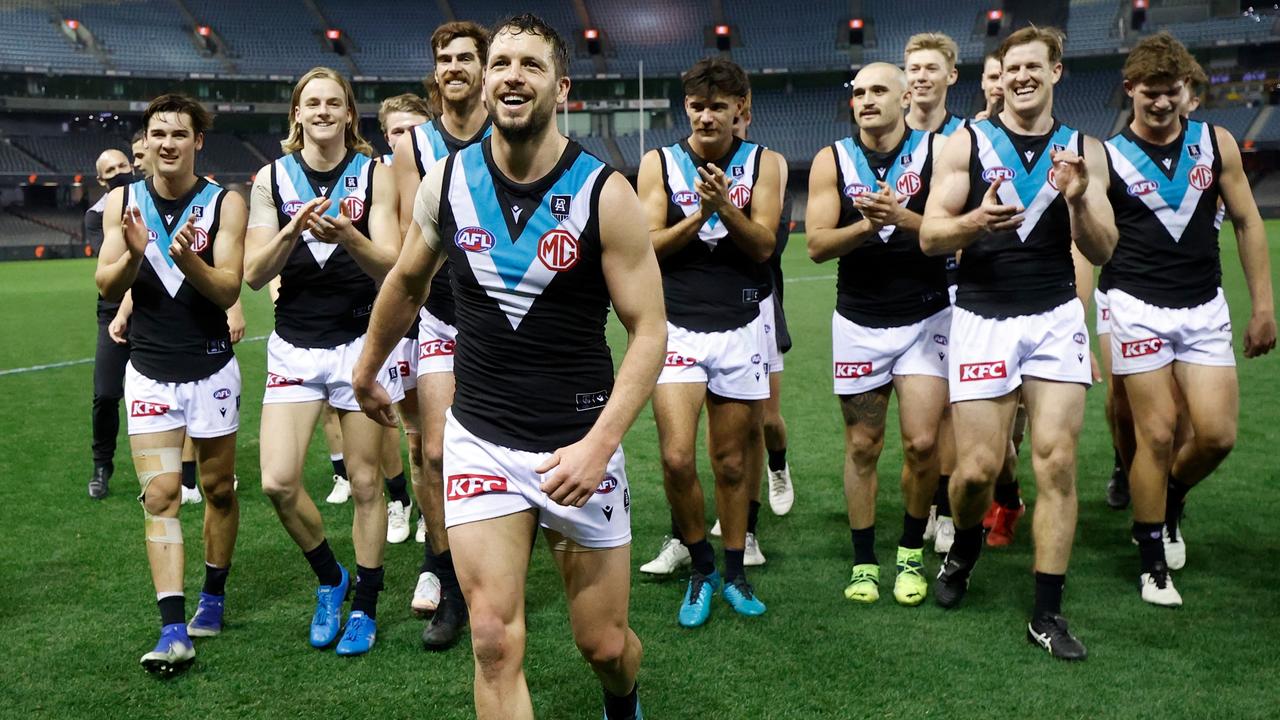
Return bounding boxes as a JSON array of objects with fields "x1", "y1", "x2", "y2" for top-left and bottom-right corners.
[
  {"x1": 134, "y1": 447, "x2": 183, "y2": 503},
  {"x1": 144, "y1": 514, "x2": 183, "y2": 545}
]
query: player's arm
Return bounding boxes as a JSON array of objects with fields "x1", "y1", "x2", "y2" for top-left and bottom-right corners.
[
  {"x1": 806, "y1": 146, "x2": 877, "y2": 262},
  {"x1": 311, "y1": 162, "x2": 400, "y2": 282},
  {"x1": 1216, "y1": 126, "x2": 1276, "y2": 357},
  {"x1": 244, "y1": 165, "x2": 326, "y2": 291},
  {"x1": 227, "y1": 298, "x2": 246, "y2": 343},
  {"x1": 770, "y1": 149, "x2": 788, "y2": 206},
  {"x1": 170, "y1": 189, "x2": 245, "y2": 309},
  {"x1": 538, "y1": 172, "x2": 667, "y2": 508},
  {"x1": 921, "y1": 128, "x2": 1021, "y2": 255},
  {"x1": 354, "y1": 163, "x2": 448, "y2": 427},
  {"x1": 392, "y1": 131, "x2": 422, "y2": 238},
  {"x1": 108, "y1": 289, "x2": 133, "y2": 344},
  {"x1": 95, "y1": 187, "x2": 145, "y2": 302},
  {"x1": 639, "y1": 149, "x2": 704, "y2": 259},
  {"x1": 1062, "y1": 136, "x2": 1117, "y2": 266},
  {"x1": 710, "y1": 154, "x2": 779, "y2": 263}
]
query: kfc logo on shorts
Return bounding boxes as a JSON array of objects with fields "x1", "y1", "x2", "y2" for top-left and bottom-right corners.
[
  {"x1": 419, "y1": 339, "x2": 456, "y2": 358},
  {"x1": 728, "y1": 184, "x2": 752, "y2": 209},
  {"x1": 896, "y1": 171, "x2": 923, "y2": 197},
  {"x1": 596, "y1": 476, "x2": 619, "y2": 495},
  {"x1": 982, "y1": 167, "x2": 1015, "y2": 183},
  {"x1": 835, "y1": 362, "x2": 873, "y2": 378},
  {"x1": 455, "y1": 226, "x2": 494, "y2": 253},
  {"x1": 266, "y1": 373, "x2": 303, "y2": 388},
  {"x1": 189, "y1": 228, "x2": 210, "y2": 253},
  {"x1": 1127, "y1": 180, "x2": 1158, "y2": 197},
  {"x1": 446, "y1": 474, "x2": 508, "y2": 500},
  {"x1": 1121, "y1": 337, "x2": 1163, "y2": 358},
  {"x1": 282, "y1": 200, "x2": 305, "y2": 216},
  {"x1": 538, "y1": 229, "x2": 579, "y2": 272},
  {"x1": 213, "y1": 388, "x2": 232, "y2": 400},
  {"x1": 844, "y1": 183, "x2": 872, "y2": 198},
  {"x1": 1188, "y1": 165, "x2": 1214, "y2": 191},
  {"x1": 960, "y1": 361, "x2": 1007, "y2": 381},
  {"x1": 130, "y1": 401, "x2": 170, "y2": 417},
  {"x1": 671, "y1": 190, "x2": 699, "y2": 206},
  {"x1": 665, "y1": 351, "x2": 697, "y2": 367},
  {"x1": 1073, "y1": 332, "x2": 1087, "y2": 345},
  {"x1": 340, "y1": 196, "x2": 365, "y2": 221}
]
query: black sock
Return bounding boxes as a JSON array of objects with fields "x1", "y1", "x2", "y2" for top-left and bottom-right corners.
[
  {"x1": 303, "y1": 539, "x2": 343, "y2": 587},
  {"x1": 899, "y1": 513, "x2": 927, "y2": 549},
  {"x1": 603, "y1": 682, "x2": 639, "y2": 720},
  {"x1": 385, "y1": 472, "x2": 411, "y2": 506},
  {"x1": 350, "y1": 565, "x2": 384, "y2": 619},
  {"x1": 181, "y1": 461, "x2": 197, "y2": 490},
  {"x1": 1033, "y1": 572, "x2": 1066, "y2": 618},
  {"x1": 1166, "y1": 475, "x2": 1191, "y2": 537},
  {"x1": 420, "y1": 542, "x2": 438, "y2": 575},
  {"x1": 935, "y1": 475, "x2": 952, "y2": 516},
  {"x1": 685, "y1": 539, "x2": 715, "y2": 576},
  {"x1": 1113, "y1": 448, "x2": 1126, "y2": 478},
  {"x1": 434, "y1": 550, "x2": 459, "y2": 594},
  {"x1": 158, "y1": 595, "x2": 185, "y2": 627},
  {"x1": 767, "y1": 448, "x2": 787, "y2": 472},
  {"x1": 950, "y1": 524, "x2": 984, "y2": 564},
  {"x1": 202, "y1": 563, "x2": 229, "y2": 596},
  {"x1": 1132, "y1": 522, "x2": 1165, "y2": 573},
  {"x1": 747, "y1": 500, "x2": 761, "y2": 534},
  {"x1": 331, "y1": 456, "x2": 347, "y2": 478},
  {"x1": 851, "y1": 526, "x2": 877, "y2": 566},
  {"x1": 994, "y1": 480, "x2": 1021, "y2": 509},
  {"x1": 670, "y1": 512, "x2": 684, "y2": 544},
  {"x1": 724, "y1": 548, "x2": 745, "y2": 582}
]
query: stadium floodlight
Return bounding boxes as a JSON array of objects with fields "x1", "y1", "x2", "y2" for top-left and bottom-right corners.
[
  {"x1": 986, "y1": 9, "x2": 1003, "y2": 36},
  {"x1": 1131, "y1": 0, "x2": 1147, "y2": 30},
  {"x1": 325, "y1": 29, "x2": 341, "y2": 40},
  {"x1": 848, "y1": 18, "x2": 865, "y2": 45},
  {"x1": 584, "y1": 28, "x2": 602, "y2": 56},
  {"x1": 197, "y1": 25, "x2": 211, "y2": 37},
  {"x1": 714, "y1": 24, "x2": 731, "y2": 52},
  {"x1": 65, "y1": 19, "x2": 79, "y2": 30},
  {"x1": 325, "y1": 29, "x2": 347, "y2": 56}
]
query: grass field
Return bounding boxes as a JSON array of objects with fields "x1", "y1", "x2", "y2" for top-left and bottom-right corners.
[{"x1": 1, "y1": 224, "x2": 1278, "y2": 719}]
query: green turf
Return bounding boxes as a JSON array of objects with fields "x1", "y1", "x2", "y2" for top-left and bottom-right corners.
[{"x1": 1, "y1": 224, "x2": 1278, "y2": 719}]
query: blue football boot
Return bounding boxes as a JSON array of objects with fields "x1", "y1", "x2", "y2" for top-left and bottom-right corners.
[
  {"x1": 335, "y1": 610, "x2": 377, "y2": 656},
  {"x1": 722, "y1": 576, "x2": 766, "y2": 617},
  {"x1": 186, "y1": 592, "x2": 224, "y2": 637},
  {"x1": 140, "y1": 622, "x2": 195, "y2": 676},
  {"x1": 677, "y1": 570, "x2": 721, "y2": 628},
  {"x1": 309, "y1": 564, "x2": 349, "y2": 648}
]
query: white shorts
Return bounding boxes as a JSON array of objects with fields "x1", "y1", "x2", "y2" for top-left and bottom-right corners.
[
  {"x1": 949, "y1": 300, "x2": 1091, "y2": 402},
  {"x1": 263, "y1": 332, "x2": 404, "y2": 411},
  {"x1": 761, "y1": 294, "x2": 784, "y2": 373},
  {"x1": 832, "y1": 307, "x2": 951, "y2": 395},
  {"x1": 416, "y1": 309, "x2": 457, "y2": 377},
  {"x1": 656, "y1": 313, "x2": 770, "y2": 401},
  {"x1": 1107, "y1": 288, "x2": 1235, "y2": 375},
  {"x1": 442, "y1": 410, "x2": 631, "y2": 548},
  {"x1": 1095, "y1": 288, "x2": 1111, "y2": 336},
  {"x1": 394, "y1": 336, "x2": 418, "y2": 391},
  {"x1": 125, "y1": 359, "x2": 240, "y2": 439}
]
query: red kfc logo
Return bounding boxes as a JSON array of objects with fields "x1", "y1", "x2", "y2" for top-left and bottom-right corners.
[
  {"x1": 665, "y1": 351, "x2": 698, "y2": 367},
  {"x1": 419, "y1": 339, "x2": 456, "y2": 359},
  {"x1": 959, "y1": 361, "x2": 1008, "y2": 381},
  {"x1": 729, "y1": 184, "x2": 752, "y2": 209},
  {"x1": 266, "y1": 373, "x2": 303, "y2": 388},
  {"x1": 130, "y1": 401, "x2": 170, "y2": 417},
  {"x1": 538, "y1": 229, "x2": 579, "y2": 272},
  {"x1": 446, "y1": 474, "x2": 508, "y2": 501},
  {"x1": 1121, "y1": 337, "x2": 1163, "y2": 358},
  {"x1": 835, "y1": 362, "x2": 873, "y2": 378}
]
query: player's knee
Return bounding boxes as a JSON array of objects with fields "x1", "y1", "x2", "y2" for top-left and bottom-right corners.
[
  {"x1": 845, "y1": 431, "x2": 885, "y2": 470},
  {"x1": 1197, "y1": 425, "x2": 1236, "y2": 460},
  {"x1": 141, "y1": 485, "x2": 179, "y2": 516},
  {"x1": 902, "y1": 430, "x2": 938, "y2": 466},
  {"x1": 660, "y1": 448, "x2": 697, "y2": 483},
  {"x1": 710, "y1": 449, "x2": 748, "y2": 486},
  {"x1": 202, "y1": 476, "x2": 236, "y2": 510},
  {"x1": 576, "y1": 627, "x2": 627, "y2": 670},
  {"x1": 1032, "y1": 442, "x2": 1077, "y2": 483},
  {"x1": 260, "y1": 473, "x2": 296, "y2": 504},
  {"x1": 348, "y1": 476, "x2": 382, "y2": 506},
  {"x1": 955, "y1": 447, "x2": 1002, "y2": 487},
  {"x1": 1139, "y1": 423, "x2": 1177, "y2": 457},
  {"x1": 470, "y1": 612, "x2": 523, "y2": 677}
]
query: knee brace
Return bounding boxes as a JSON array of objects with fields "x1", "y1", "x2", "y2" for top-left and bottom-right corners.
[
  {"x1": 144, "y1": 514, "x2": 183, "y2": 545},
  {"x1": 134, "y1": 446, "x2": 182, "y2": 504}
]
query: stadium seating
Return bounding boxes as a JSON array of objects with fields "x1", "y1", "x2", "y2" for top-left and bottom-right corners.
[
  {"x1": 589, "y1": 0, "x2": 714, "y2": 76},
  {"x1": 1065, "y1": 0, "x2": 1124, "y2": 58},
  {"x1": 1192, "y1": 106, "x2": 1260, "y2": 141},
  {"x1": 184, "y1": 0, "x2": 328, "y2": 77},
  {"x1": 315, "y1": 0, "x2": 445, "y2": 79},
  {"x1": 1253, "y1": 109, "x2": 1280, "y2": 142},
  {"x1": 722, "y1": 2, "x2": 852, "y2": 73},
  {"x1": 9, "y1": 133, "x2": 130, "y2": 178},
  {"x1": 0, "y1": 141, "x2": 52, "y2": 174},
  {"x1": 75, "y1": 0, "x2": 224, "y2": 76},
  {"x1": 0, "y1": 5, "x2": 104, "y2": 75},
  {"x1": 861, "y1": 0, "x2": 989, "y2": 65},
  {"x1": 1054, "y1": 69, "x2": 1119, "y2": 140}
]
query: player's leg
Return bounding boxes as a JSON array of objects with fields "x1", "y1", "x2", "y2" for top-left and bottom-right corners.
[
  {"x1": 1166, "y1": 362, "x2": 1238, "y2": 566},
  {"x1": 397, "y1": 385, "x2": 424, "y2": 543},
  {"x1": 892, "y1": 373, "x2": 947, "y2": 605},
  {"x1": 1098, "y1": 289, "x2": 1133, "y2": 510},
  {"x1": 189, "y1": 431, "x2": 237, "y2": 636},
  {"x1": 335, "y1": 407, "x2": 388, "y2": 653},
  {"x1": 415, "y1": 372, "x2": 456, "y2": 628},
  {"x1": 930, "y1": 405, "x2": 957, "y2": 552},
  {"x1": 741, "y1": 410, "x2": 766, "y2": 565},
  {"x1": 762, "y1": 371, "x2": 793, "y2": 513},
  {"x1": 838, "y1": 385, "x2": 891, "y2": 602},
  {"x1": 652, "y1": 382, "x2": 713, "y2": 623},
  {"x1": 322, "y1": 404, "x2": 349, "y2": 504},
  {"x1": 132, "y1": 426, "x2": 192, "y2": 674},
  {"x1": 180, "y1": 435, "x2": 201, "y2": 504},
  {"x1": 706, "y1": 392, "x2": 766, "y2": 616},
  {"x1": 89, "y1": 318, "x2": 129, "y2": 498},
  {"x1": 381, "y1": 421, "x2": 411, "y2": 544}
]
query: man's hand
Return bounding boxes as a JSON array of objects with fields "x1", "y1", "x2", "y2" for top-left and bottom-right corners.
[
  {"x1": 856, "y1": 181, "x2": 906, "y2": 229},
  {"x1": 967, "y1": 177, "x2": 1023, "y2": 234},
  {"x1": 285, "y1": 198, "x2": 329, "y2": 241},
  {"x1": 122, "y1": 205, "x2": 150, "y2": 258},
  {"x1": 536, "y1": 436, "x2": 615, "y2": 508},
  {"x1": 694, "y1": 163, "x2": 732, "y2": 214},
  {"x1": 1051, "y1": 148, "x2": 1088, "y2": 202},
  {"x1": 168, "y1": 215, "x2": 203, "y2": 271},
  {"x1": 1090, "y1": 350, "x2": 1102, "y2": 383},
  {"x1": 108, "y1": 313, "x2": 129, "y2": 344},
  {"x1": 308, "y1": 200, "x2": 358, "y2": 246},
  {"x1": 227, "y1": 305, "x2": 245, "y2": 343},
  {"x1": 1244, "y1": 311, "x2": 1277, "y2": 358},
  {"x1": 354, "y1": 368, "x2": 398, "y2": 428}
]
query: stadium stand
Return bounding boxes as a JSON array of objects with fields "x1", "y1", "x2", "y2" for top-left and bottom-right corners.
[
  {"x1": 74, "y1": 0, "x2": 224, "y2": 76},
  {"x1": 1054, "y1": 69, "x2": 1119, "y2": 140},
  {"x1": 0, "y1": 141, "x2": 53, "y2": 175},
  {"x1": 1065, "y1": 0, "x2": 1123, "y2": 58},
  {"x1": 1254, "y1": 108, "x2": 1280, "y2": 142},
  {"x1": 184, "y1": 0, "x2": 327, "y2": 77},
  {"x1": 10, "y1": 132, "x2": 130, "y2": 178},
  {"x1": 1193, "y1": 106, "x2": 1261, "y2": 142},
  {"x1": 315, "y1": 0, "x2": 445, "y2": 79},
  {"x1": 723, "y1": 2, "x2": 851, "y2": 73},
  {"x1": 861, "y1": 0, "x2": 989, "y2": 65},
  {"x1": 586, "y1": 0, "x2": 711, "y2": 76},
  {"x1": 0, "y1": 4, "x2": 104, "y2": 75}
]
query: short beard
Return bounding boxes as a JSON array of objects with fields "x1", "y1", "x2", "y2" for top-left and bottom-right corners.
[{"x1": 493, "y1": 101, "x2": 553, "y2": 143}]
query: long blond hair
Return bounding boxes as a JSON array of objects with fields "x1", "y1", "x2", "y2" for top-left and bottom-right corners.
[{"x1": 281, "y1": 67, "x2": 373, "y2": 156}]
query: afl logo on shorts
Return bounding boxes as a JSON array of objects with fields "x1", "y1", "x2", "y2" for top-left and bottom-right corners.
[
  {"x1": 1127, "y1": 180, "x2": 1158, "y2": 197},
  {"x1": 213, "y1": 388, "x2": 231, "y2": 400},
  {"x1": 982, "y1": 167, "x2": 1015, "y2": 183},
  {"x1": 189, "y1": 228, "x2": 210, "y2": 252},
  {"x1": 1073, "y1": 332, "x2": 1087, "y2": 345},
  {"x1": 1188, "y1": 165, "x2": 1214, "y2": 191},
  {"x1": 282, "y1": 200, "x2": 305, "y2": 216},
  {"x1": 340, "y1": 196, "x2": 365, "y2": 221},
  {"x1": 896, "y1": 172, "x2": 922, "y2": 197},
  {"x1": 538, "y1": 229, "x2": 579, "y2": 272},
  {"x1": 729, "y1": 184, "x2": 752, "y2": 209},
  {"x1": 671, "y1": 190, "x2": 699, "y2": 206},
  {"x1": 844, "y1": 183, "x2": 871, "y2": 198},
  {"x1": 596, "y1": 476, "x2": 619, "y2": 494},
  {"x1": 455, "y1": 226, "x2": 494, "y2": 253}
]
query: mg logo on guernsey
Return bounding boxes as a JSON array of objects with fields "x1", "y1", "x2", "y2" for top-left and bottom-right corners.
[
  {"x1": 446, "y1": 474, "x2": 508, "y2": 501},
  {"x1": 189, "y1": 228, "x2": 210, "y2": 253},
  {"x1": 835, "y1": 362, "x2": 873, "y2": 378},
  {"x1": 455, "y1": 226, "x2": 494, "y2": 253},
  {"x1": 419, "y1": 338, "x2": 455, "y2": 358},
  {"x1": 538, "y1": 229, "x2": 579, "y2": 272},
  {"x1": 844, "y1": 183, "x2": 872, "y2": 198},
  {"x1": 896, "y1": 171, "x2": 922, "y2": 197},
  {"x1": 728, "y1": 183, "x2": 752, "y2": 209},
  {"x1": 665, "y1": 351, "x2": 697, "y2": 367},
  {"x1": 960, "y1": 361, "x2": 1007, "y2": 381},
  {"x1": 1122, "y1": 337, "x2": 1163, "y2": 358},
  {"x1": 130, "y1": 401, "x2": 169, "y2": 417},
  {"x1": 671, "y1": 190, "x2": 699, "y2": 206},
  {"x1": 1188, "y1": 165, "x2": 1214, "y2": 191},
  {"x1": 282, "y1": 200, "x2": 305, "y2": 216},
  {"x1": 982, "y1": 167, "x2": 1015, "y2": 183},
  {"x1": 340, "y1": 196, "x2": 365, "y2": 221},
  {"x1": 1127, "y1": 180, "x2": 1158, "y2": 197}
]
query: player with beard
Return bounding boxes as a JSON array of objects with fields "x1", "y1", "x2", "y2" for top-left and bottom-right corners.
[
  {"x1": 389, "y1": 20, "x2": 491, "y2": 650},
  {"x1": 1102, "y1": 33, "x2": 1274, "y2": 606},
  {"x1": 245, "y1": 67, "x2": 403, "y2": 656},
  {"x1": 96, "y1": 94, "x2": 246, "y2": 674},
  {"x1": 921, "y1": 26, "x2": 1116, "y2": 659},
  {"x1": 355, "y1": 15, "x2": 664, "y2": 719}
]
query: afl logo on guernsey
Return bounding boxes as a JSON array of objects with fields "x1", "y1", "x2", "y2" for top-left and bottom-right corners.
[
  {"x1": 728, "y1": 184, "x2": 752, "y2": 209},
  {"x1": 896, "y1": 171, "x2": 922, "y2": 197},
  {"x1": 147, "y1": 228, "x2": 158, "y2": 241},
  {"x1": 455, "y1": 226, "x2": 494, "y2": 253},
  {"x1": 1188, "y1": 165, "x2": 1214, "y2": 191},
  {"x1": 340, "y1": 196, "x2": 365, "y2": 221},
  {"x1": 671, "y1": 190, "x2": 699, "y2": 206},
  {"x1": 538, "y1": 229, "x2": 579, "y2": 272},
  {"x1": 1127, "y1": 180, "x2": 1158, "y2": 197},
  {"x1": 844, "y1": 183, "x2": 872, "y2": 198},
  {"x1": 189, "y1": 228, "x2": 210, "y2": 252},
  {"x1": 982, "y1": 167, "x2": 1015, "y2": 183},
  {"x1": 282, "y1": 200, "x2": 305, "y2": 216}
]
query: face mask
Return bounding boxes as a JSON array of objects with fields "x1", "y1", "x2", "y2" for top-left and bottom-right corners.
[{"x1": 106, "y1": 171, "x2": 134, "y2": 191}]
